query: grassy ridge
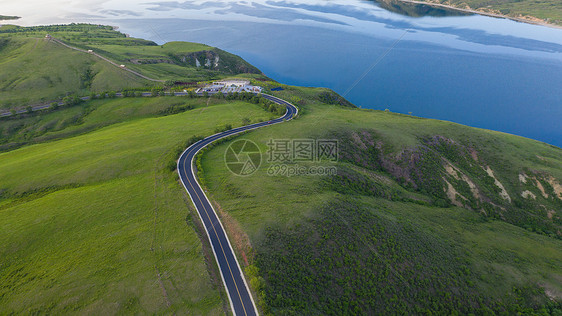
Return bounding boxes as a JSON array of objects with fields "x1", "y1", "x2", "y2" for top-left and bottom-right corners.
[
  {"x1": 88, "y1": 41, "x2": 260, "y2": 80},
  {"x1": 199, "y1": 85, "x2": 562, "y2": 313},
  {"x1": 0, "y1": 24, "x2": 262, "y2": 110},
  {"x1": 0, "y1": 98, "x2": 272, "y2": 314},
  {"x1": 0, "y1": 96, "x2": 229, "y2": 151}
]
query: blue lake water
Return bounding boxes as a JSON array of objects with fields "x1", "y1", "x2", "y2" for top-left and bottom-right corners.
[{"x1": 4, "y1": 0, "x2": 562, "y2": 146}]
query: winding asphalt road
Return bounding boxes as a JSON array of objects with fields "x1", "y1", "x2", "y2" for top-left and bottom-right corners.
[{"x1": 177, "y1": 93, "x2": 297, "y2": 316}]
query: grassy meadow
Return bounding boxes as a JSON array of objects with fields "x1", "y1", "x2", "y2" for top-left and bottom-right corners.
[
  {"x1": 0, "y1": 35, "x2": 149, "y2": 110},
  {"x1": 0, "y1": 97, "x2": 272, "y2": 314}
]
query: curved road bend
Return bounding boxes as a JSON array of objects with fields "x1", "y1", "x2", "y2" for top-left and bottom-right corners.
[{"x1": 177, "y1": 94, "x2": 297, "y2": 316}]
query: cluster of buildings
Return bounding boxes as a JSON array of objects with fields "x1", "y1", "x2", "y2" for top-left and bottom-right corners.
[{"x1": 196, "y1": 79, "x2": 262, "y2": 94}]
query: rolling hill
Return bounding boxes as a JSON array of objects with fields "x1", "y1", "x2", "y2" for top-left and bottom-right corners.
[
  {"x1": 0, "y1": 96, "x2": 275, "y2": 314},
  {"x1": 199, "y1": 85, "x2": 562, "y2": 314}
]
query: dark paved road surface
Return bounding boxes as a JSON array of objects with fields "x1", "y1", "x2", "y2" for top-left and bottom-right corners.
[{"x1": 177, "y1": 94, "x2": 297, "y2": 315}]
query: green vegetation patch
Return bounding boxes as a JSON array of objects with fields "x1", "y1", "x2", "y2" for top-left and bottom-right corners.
[{"x1": 255, "y1": 198, "x2": 561, "y2": 314}]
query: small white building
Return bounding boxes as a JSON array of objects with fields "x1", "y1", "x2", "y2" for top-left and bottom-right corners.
[
  {"x1": 199, "y1": 79, "x2": 262, "y2": 94},
  {"x1": 213, "y1": 80, "x2": 250, "y2": 87}
]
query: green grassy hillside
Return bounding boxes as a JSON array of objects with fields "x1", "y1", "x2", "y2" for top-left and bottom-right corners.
[
  {"x1": 0, "y1": 97, "x2": 273, "y2": 314},
  {"x1": 0, "y1": 24, "x2": 261, "y2": 110},
  {"x1": 199, "y1": 85, "x2": 562, "y2": 314},
  {"x1": 0, "y1": 96, "x2": 228, "y2": 152},
  {"x1": 0, "y1": 35, "x2": 149, "y2": 110}
]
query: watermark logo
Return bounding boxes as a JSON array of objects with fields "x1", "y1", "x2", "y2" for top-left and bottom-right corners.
[
  {"x1": 224, "y1": 139, "x2": 262, "y2": 176},
  {"x1": 266, "y1": 164, "x2": 338, "y2": 177},
  {"x1": 266, "y1": 139, "x2": 338, "y2": 177},
  {"x1": 267, "y1": 139, "x2": 338, "y2": 163},
  {"x1": 224, "y1": 138, "x2": 338, "y2": 177}
]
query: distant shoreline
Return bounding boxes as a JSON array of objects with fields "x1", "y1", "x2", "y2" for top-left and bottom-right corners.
[
  {"x1": 395, "y1": 0, "x2": 562, "y2": 29},
  {"x1": 0, "y1": 15, "x2": 21, "y2": 21}
]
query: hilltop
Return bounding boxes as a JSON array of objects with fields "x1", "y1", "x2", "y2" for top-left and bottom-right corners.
[
  {"x1": 0, "y1": 24, "x2": 260, "y2": 111},
  {"x1": 0, "y1": 24, "x2": 561, "y2": 314}
]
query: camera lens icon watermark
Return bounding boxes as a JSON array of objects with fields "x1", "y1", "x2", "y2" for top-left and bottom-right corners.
[{"x1": 224, "y1": 139, "x2": 262, "y2": 176}]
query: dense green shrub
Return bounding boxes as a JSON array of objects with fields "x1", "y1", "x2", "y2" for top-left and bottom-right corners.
[{"x1": 255, "y1": 199, "x2": 561, "y2": 315}]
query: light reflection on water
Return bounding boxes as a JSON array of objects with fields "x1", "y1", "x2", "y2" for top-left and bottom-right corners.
[{"x1": 2, "y1": 0, "x2": 562, "y2": 145}]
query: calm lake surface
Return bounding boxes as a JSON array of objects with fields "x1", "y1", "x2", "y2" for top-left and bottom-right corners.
[{"x1": 4, "y1": 0, "x2": 562, "y2": 146}]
